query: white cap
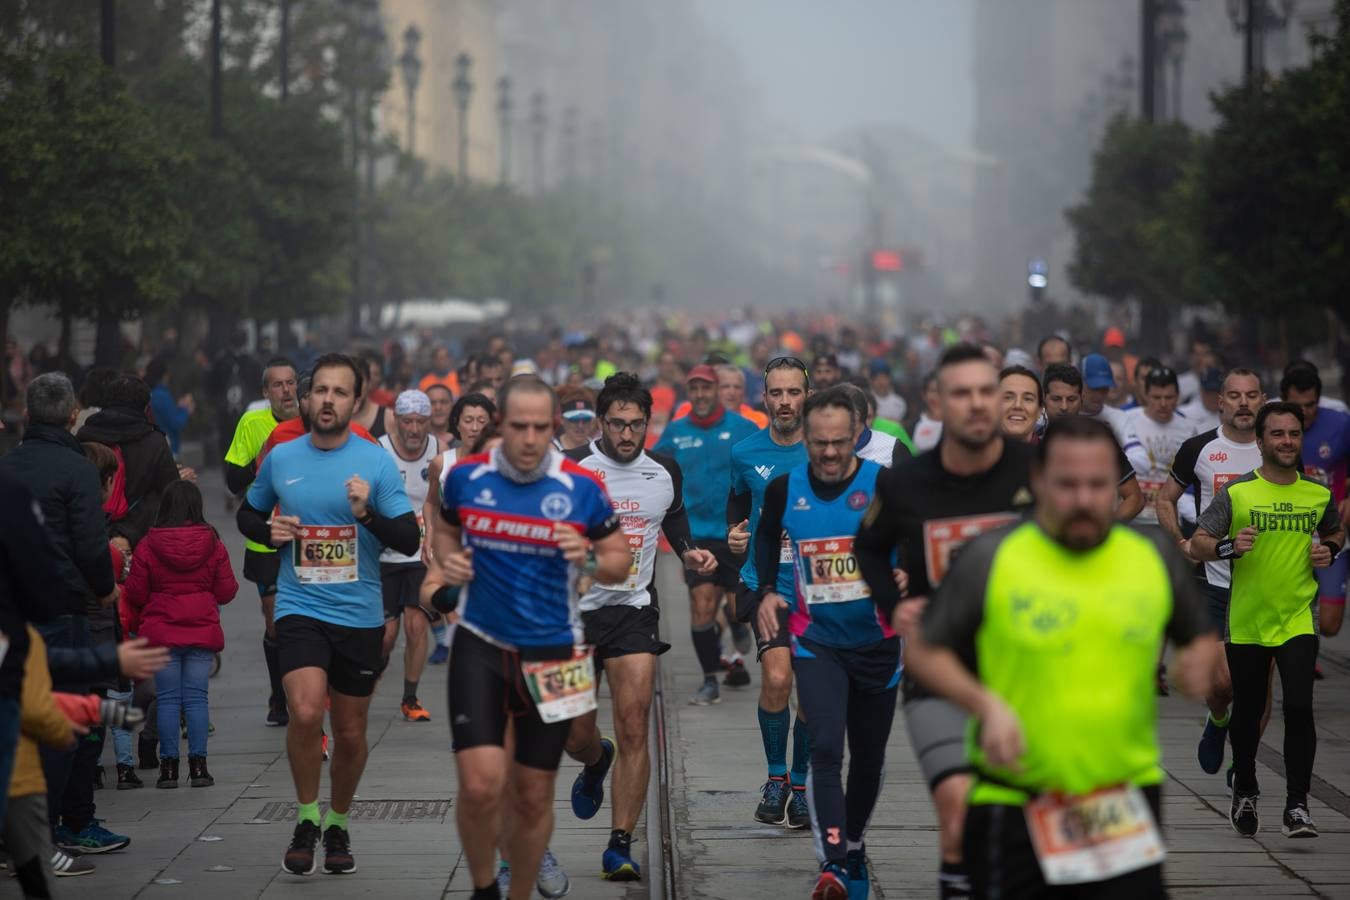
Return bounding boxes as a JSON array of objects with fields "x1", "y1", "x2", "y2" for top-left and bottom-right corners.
[{"x1": 394, "y1": 390, "x2": 432, "y2": 417}]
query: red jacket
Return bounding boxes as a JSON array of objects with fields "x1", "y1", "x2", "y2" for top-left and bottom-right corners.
[{"x1": 121, "y1": 525, "x2": 237, "y2": 652}]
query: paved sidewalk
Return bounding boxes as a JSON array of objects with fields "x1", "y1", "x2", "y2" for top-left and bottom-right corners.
[{"x1": 61, "y1": 463, "x2": 1350, "y2": 898}]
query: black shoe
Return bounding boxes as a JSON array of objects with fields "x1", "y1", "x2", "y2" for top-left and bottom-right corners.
[
  {"x1": 137, "y1": 735, "x2": 159, "y2": 770},
  {"x1": 723, "y1": 658, "x2": 751, "y2": 687},
  {"x1": 266, "y1": 701, "x2": 289, "y2": 727},
  {"x1": 282, "y1": 821, "x2": 321, "y2": 876},
  {"x1": 1230, "y1": 787, "x2": 1259, "y2": 837},
  {"x1": 322, "y1": 824, "x2": 356, "y2": 874},
  {"x1": 188, "y1": 755, "x2": 214, "y2": 788},
  {"x1": 92, "y1": 766, "x2": 105, "y2": 791},
  {"x1": 116, "y1": 764, "x2": 143, "y2": 790},
  {"x1": 1282, "y1": 803, "x2": 1318, "y2": 838},
  {"x1": 754, "y1": 775, "x2": 790, "y2": 824},
  {"x1": 157, "y1": 758, "x2": 179, "y2": 789}
]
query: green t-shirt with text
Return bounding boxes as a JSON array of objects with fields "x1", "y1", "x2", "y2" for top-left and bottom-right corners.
[{"x1": 224, "y1": 407, "x2": 279, "y2": 554}]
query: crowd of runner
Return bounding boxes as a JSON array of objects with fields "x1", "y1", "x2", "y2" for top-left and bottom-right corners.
[{"x1": 0, "y1": 310, "x2": 1347, "y2": 899}]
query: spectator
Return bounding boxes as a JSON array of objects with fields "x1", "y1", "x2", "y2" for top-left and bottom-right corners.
[
  {"x1": 145, "y1": 356, "x2": 195, "y2": 457},
  {"x1": 205, "y1": 331, "x2": 262, "y2": 464}
]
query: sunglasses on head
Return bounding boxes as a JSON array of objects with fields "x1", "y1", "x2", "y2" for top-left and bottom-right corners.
[{"x1": 764, "y1": 356, "x2": 810, "y2": 384}]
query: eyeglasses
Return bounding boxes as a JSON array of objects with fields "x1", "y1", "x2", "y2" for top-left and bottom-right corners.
[
  {"x1": 603, "y1": 417, "x2": 648, "y2": 434},
  {"x1": 765, "y1": 356, "x2": 810, "y2": 385}
]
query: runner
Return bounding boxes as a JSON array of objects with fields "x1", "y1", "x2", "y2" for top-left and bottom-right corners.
[
  {"x1": 222, "y1": 356, "x2": 298, "y2": 726},
  {"x1": 905, "y1": 415, "x2": 1220, "y2": 898},
  {"x1": 562, "y1": 373, "x2": 717, "y2": 882},
  {"x1": 352, "y1": 355, "x2": 394, "y2": 440},
  {"x1": 997, "y1": 364, "x2": 1042, "y2": 443},
  {"x1": 1042, "y1": 364, "x2": 1146, "y2": 521},
  {"x1": 236, "y1": 353, "x2": 421, "y2": 876},
  {"x1": 727, "y1": 356, "x2": 812, "y2": 828},
  {"x1": 377, "y1": 390, "x2": 440, "y2": 723},
  {"x1": 855, "y1": 343, "x2": 1035, "y2": 900},
  {"x1": 425, "y1": 376, "x2": 630, "y2": 900},
  {"x1": 653, "y1": 364, "x2": 758, "y2": 706},
  {"x1": 911, "y1": 372, "x2": 943, "y2": 452},
  {"x1": 426, "y1": 383, "x2": 455, "y2": 452},
  {"x1": 1279, "y1": 363, "x2": 1350, "y2": 638},
  {"x1": 1157, "y1": 368, "x2": 1265, "y2": 779},
  {"x1": 754, "y1": 388, "x2": 900, "y2": 900},
  {"x1": 836, "y1": 382, "x2": 905, "y2": 467},
  {"x1": 1126, "y1": 365, "x2": 1198, "y2": 533},
  {"x1": 1080, "y1": 353, "x2": 1141, "y2": 447},
  {"x1": 1190, "y1": 402, "x2": 1344, "y2": 839}
]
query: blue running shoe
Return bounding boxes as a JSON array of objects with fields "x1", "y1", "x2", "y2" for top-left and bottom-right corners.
[
  {"x1": 812, "y1": 863, "x2": 849, "y2": 900},
  {"x1": 602, "y1": 831, "x2": 642, "y2": 882},
  {"x1": 56, "y1": 819, "x2": 130, "y2": 854},
  {"x1": 846, "y1": 848, "x2": 869, "y2": 900},
  {"x1": 571, "y1": 736, "x2": 615, "y2": 820},
  {"x1": 1198, "y1": 714, "x2": 1228, "y2": 774},
  {"x1": 428, "y1": 644, "x2": 449, "y2": 665}
]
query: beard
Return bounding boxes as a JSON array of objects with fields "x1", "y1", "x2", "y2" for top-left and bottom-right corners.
[
  {"x1": 311, "y1": 406, "x2": 352, "y2": 436},
  {"x1": 600, "y1": 433, "x2": 640, "y2": 463},
  {"x1": 771, "y1": 413, "x2": 802, "y2": 437}
]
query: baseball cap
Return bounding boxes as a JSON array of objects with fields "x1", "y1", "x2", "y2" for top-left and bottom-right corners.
[
  {"x1": 868, "y1": 358, "x2": 891, "y2": 376},
  {"x1": 1102, "y1": 327, "x2": 1127, "y2": 349},
  {"x1": 1199, "y1": 366, "x2": 1224, "y2": 393},
  {"x1": 686, "y1": 364, "x2": 718, "y2": 384},
  {"x1": 560, "y1": 397, "x2": 595, "y2": 421},
  {"x1": 296, "y1": 370, "x2": 313, "y2": 398},
  {"x1": 1080, "y1": 354, "x2": 1115, "y2": 390},
  {"x1": 511, "y1": 359, "x2": 539, "y2": 377},
  {"x1": 394, "y1": 389, "x2": 431, "y2": 417}
]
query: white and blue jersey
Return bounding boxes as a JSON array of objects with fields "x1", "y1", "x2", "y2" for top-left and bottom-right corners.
[
  {"x1": 442, "y1": 448, "x2": 618, "y2": 649},
  {"x1": 729, "y1": 428, "x2": 806, "y2": 594},
  {"x1": 653, "y1": 408, "x2": 758, "y2": 542},
  {"x1": 247, "y1": 433, "x2": 412, "y2": 629}
]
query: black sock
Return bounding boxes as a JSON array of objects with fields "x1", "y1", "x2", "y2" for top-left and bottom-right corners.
[
  {"x1": 939, "y1": 860, "x2": 971, "y2": 898},
  {"x1": 471, "y1": 884, "x2": 501, "y2": 900},
  {"x1": 403, "y1": 680, "x2": 418, "y2": 702},
  {"x1": 691, "y1": 624, "x2": 722, "y2": 676},
  {"x1": 609, "y1": 828, "x2": 631, "y2": 850},
  {"x1": 262, "y1": 635, "x2": 284, "y2": 707}
]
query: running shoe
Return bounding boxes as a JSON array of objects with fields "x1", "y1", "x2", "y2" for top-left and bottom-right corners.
[
  {"x1": 56, "y1": 820, "x2": 130, "y2": 854},
  {"x1": 266, "y1": 700, "x2": 289, "y2": 727},
  {"x1": 846, "y1": 847, "x2": 869, "y2": 900},
  {"x1": 428, "y1": 644, "x2": 449, "y2": 665},
  {"x1": 571, "y1": 736, "x2": 615, "y2": 820},
  {"x1": 602, "y1": 831, "x2": 641, "y2": 882},
  {"x1": 787, "y1": 787, "x2": 811, "y2": 829},
  {"x1": 754, "y1": 775, "x2": 790, "y2": 824},
  {"x1": 536, "y1": 847, "x2": 570, "y2": 898},
  {"x1": 730, "y1": 621, "x2": 753, "y2": 657},
  {"x1": 1197, "y1": 714, "x2": 1228, "y2": 774},
  {"x1": 495, "y1": 863, "x2": 511, "y2": 895},
  {"x1": 1230, "y1": 787, "x2": 1259, "y2": 837},
  {"x1": 718, "y1": 655, "x2": 732, "y2": 672},
  {"x1": 282, "y1": 820, "x2": 321, "y2": 875},
  {"x1": 321, "y1": 732, "x2": 330, "y2": 761},
  {"x1": 689, "y1": 679, "x2": 720, "y2": 706},
  {"x1": 401, "y1": 699, "x2": 432, "y2": 722},
  {"x1": 50, "y1": 849, "x2": 95, "y2": 877},
  {"x1": 323, "y1": 824, "x2": 357, "y2": 873},
  {"x1": 811, "y1": 863, "x2": 849, "y2": 900},
  {"x1": 723, "y1": 658, "x2": 751, "y2": 687},
  {"x1": 1226, "y1": 763, "x2": 1235, "y2": 789},
  {"x1": 1282, "y1": 804, "x2": 1318, "y2": 838}
]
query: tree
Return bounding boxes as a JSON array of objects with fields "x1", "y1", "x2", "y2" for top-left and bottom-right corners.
[{"x1": 1065, "y1": 115, "x2": 1200, "y2": 351}]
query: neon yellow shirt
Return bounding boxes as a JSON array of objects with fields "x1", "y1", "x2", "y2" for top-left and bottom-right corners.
[{"x1": 225, "y1": 407, "x2": 279, "y2": 554}]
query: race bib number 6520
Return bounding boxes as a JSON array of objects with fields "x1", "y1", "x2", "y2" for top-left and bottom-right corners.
[{"x1": 293, "y1": 524, "x2": 358, "y2": 584}]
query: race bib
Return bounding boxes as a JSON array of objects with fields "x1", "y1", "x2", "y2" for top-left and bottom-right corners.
[
  {"x1": 601, "y1": 527, "x2": 646, "y2": 592},
  {"x1": 1138, "y1": 477, "x2": 1167, "y2": 505},
  {"x1": 1025, "y1": 785, "x2": 1165, "y2": 885},
  {"x1": 293, "y1": 525, "x2": 358, "y2": 584},
  {"x1": 779, "y1": 532, "x2": 793, "y2": 565},
  {"x1": 798, "y1": 536, "x2": 869, "y2": 604},
  {"x1": 923, "y1": 513, "x2": 1020, "y2": 587},
  {"x1": 522, "y1": 647, "x2": 598, "y2": 724}
]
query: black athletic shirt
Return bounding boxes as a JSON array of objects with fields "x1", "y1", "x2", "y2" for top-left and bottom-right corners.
[{"x1": 855, "y1": 439, "x2": 1035, "y2": 700}]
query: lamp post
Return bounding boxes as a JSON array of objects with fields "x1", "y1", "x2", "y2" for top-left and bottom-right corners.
[
  {"x1": 453, "y1": 52, "x2": 473, "y2": 183},
  {"x1": 398, "y1": 23, "x2": 423, "y2": 185},
  {"x1": 530, "y1": 91, "x2": 547, "y2": 194},
  {"x1": 1157, "y1": 0, "x2": 1188, "y2": 120},
  {"x1": 497, "y1": 76, "x2": 512, "y2": 186},
  {"x1": 1226, "y1": 0, "x2": 1297, "y2": 84}
]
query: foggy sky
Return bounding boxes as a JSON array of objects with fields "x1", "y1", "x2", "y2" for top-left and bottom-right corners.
[{"x1": 693, "y1": 0, "x2": 975, "y2": 150}]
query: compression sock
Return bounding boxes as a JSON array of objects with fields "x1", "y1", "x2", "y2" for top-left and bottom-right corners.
[
  {"x1": 790, "y1": 713, "x2": 812, "y2": 788},
  {"x1": 758, "y1": 705, "x2": 790, "y2": 777},
  {"x1": 403, "y1": 680, "x2": 419, "y2": 703},
  {"x1": 471, "y1": 884, "x2": 502, "y2": 900},
  {"x1": 939, "y1": 860, "x2": 971, "y2": 898},
  {"x1": 1210, "y1": 709, "x2": 1231, "y2": 727},
  {"x1": 322, "y1": 808, "x2": 349, "y2": 832},
  {"x1": 297, "y1": 801, "x2": 320, "y2": 827},
  {"x1": 691, "y1": 623, "x2": 723, "y2": 676}
]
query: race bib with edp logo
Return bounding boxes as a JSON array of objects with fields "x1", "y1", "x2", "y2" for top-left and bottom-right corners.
[
  {"x1": 521, "y1": 647, "x2": 598, "y2": 724},
  {"x1": 293, "y1": 525, "x2": 358, "y2": 584},
  {"x1": 1025, "y1": 785, "x2": 1165, "y2": 885},
  {"x1": 797, "y1": 536, "x2": 869, "y2": 605}
]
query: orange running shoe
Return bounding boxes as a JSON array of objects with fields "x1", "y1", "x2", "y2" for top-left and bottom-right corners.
[
  {"x1": 321, "y1": 732, "x2": 330, "y2": 762},
  {"x1": 401, "y1": 699, "x2": 431, "y2": 722}
]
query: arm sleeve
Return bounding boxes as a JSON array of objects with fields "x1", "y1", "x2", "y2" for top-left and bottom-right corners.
[
  {"x1": 1144, "y1": 529, "x2": 1215, "y2": 643},
  {"x1": 68, "y1": 465, "x2": 115, "y2": 598},
  {"x1": 363, "y1": 511, "x2": 421, "y2": 557},
  {"x1": 754, "y1": 475, "x2": 789, "y2": 598},
  {"x1": 236, "y1": 499, "x2": 273, "y2": 547},
  {"x1": 224, "y1": 461, "x2": 256, "y2": 495},
  {"x1": 920, "y1": 529, "x2": 1001, "y2": 668},
  {"x1": 652, "y1": 452, "x2": 695, "y2": 555},
  {"x1": 1195, "y1": 481, "x2": 1235, "y2": 538},
  {"x1": 856, "y1": 467, "x2": 905, "y2": 617}
]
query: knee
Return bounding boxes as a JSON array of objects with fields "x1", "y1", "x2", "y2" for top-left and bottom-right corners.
[
  {"x1": 332, "y1": 719, "x2": 367, "y2": 747},
  {"x1": 615, "y1": 709, "x2": 649, "y2": 750},
  {"x1": 288, "y1": 698, "x2": 326, "y2": 730},
  {"x1": 510, "y1": 777, "x2": 553, "y2": 817},
  {"x1": 458, "y1": 769, "x2": 506, "y2": 810},
  {"x1": 760, "y1": 668, "x2": 792, "y2": 706}
]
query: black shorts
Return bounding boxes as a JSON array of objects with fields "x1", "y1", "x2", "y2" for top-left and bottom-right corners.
[
  {"x1": 447, "y1": 627, "x2": 573, "y2": 770},
  {"x1": 683, "y1": 539, "x2": 740, "y2": 591},
  {"x1": 964, "y1": 784, "x2": 1164, "y2": 900},
  {"x1": 752, "y1": 584, "x2": 791, "y2": 660},
  {"x1": 244, "y1": 548, "x2": 281, "y2": 597},
  {"x1": 1202, "y1": 580, "x2": 1230, "y2": 638},
  {"x1": 275, "y1": 614, "x2": 384, "y2": 698},
  {"x1": 381, "y1": 562, "x2": 427, "y2": 621},
  {"x1": 582, "y1": 604, "x2": 671, "y2": 661}
]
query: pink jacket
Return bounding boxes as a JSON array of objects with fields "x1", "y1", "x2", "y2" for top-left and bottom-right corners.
[{"x1": 121, "y1": 525, "x2": 237, "y2": 652}]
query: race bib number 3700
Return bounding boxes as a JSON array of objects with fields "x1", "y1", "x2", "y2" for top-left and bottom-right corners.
[
  {"x1": 522, "y1": 647, "x2": 598, "y2": 724},
  {"x1": 293, "y1": 524, "x2": 358, "y2": 584},
  {"x1": 797, "y1": 536, "x2": 869, "y2": 605},
  {"x1": 1025, "y1": 785, "x2": 1165, "y2": 885}
]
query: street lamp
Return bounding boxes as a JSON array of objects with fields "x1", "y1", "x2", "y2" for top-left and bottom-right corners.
[
  {"x1": 1226, "y1": 0, "x2": 1297, "y2": 83},
  {"x1": 398, "y1": 23, "x2": 422, "y2": 184},
  {"x1": 1157, "y1": 0, "x2": 1187, "y2": 120},
  {"x1": 453, "y1": 52, "x2": 474, "y2": 183},
  {"x1": 529, "y1": 90, "x2": 547, "y2": 194},
  {"x1": 497, "y1": 76, "x2": 512, "y2": 186}
]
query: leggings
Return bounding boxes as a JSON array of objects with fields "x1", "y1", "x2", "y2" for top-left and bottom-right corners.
[
  {"x1": 793, "y1": 639, "x2": 900, "y2": 868},
  {"x1": 1227, "y1": 634, "x2": 1317, "y2": 805}
]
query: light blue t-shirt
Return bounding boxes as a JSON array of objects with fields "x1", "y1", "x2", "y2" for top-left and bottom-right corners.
[
  {"x1": 730, "y1": 427, "x2": 807, "y2": 592},
  {"x1": 247, "y1": 432, "x2": 411, "y2": 628}
]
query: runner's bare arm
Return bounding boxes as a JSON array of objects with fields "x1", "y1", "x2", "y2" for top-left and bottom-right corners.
[
  {"x1": 1154, "y1": 477, "x2": 1187, "y2": 545},
  {"x1": 1115, "y1": 475, "x2": 1145, "y2": 522},
  {"x1": 422, "y1": 456, "x2": 443, "y2": 562}
]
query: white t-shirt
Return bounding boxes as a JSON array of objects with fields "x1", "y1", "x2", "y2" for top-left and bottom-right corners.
[
  {"x1": 1177, "y1": 371, "x2": 1201, "y2": 407},
  {"x1": 912, "y1": 414, "x2": 943, "y2": 453},
  {"x1": 856, "y1": 428, "x2": 900, "y2": 468},
  {"x1": 1169, "y1": 427, "x2": 1262, "y2": 588},
  {"x1": 1178, "y1": 399, "x2": 1220, "y2": 434},
  {"x1": 1126, "y1": 408, "x2": 1199, "y2": 524}
]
